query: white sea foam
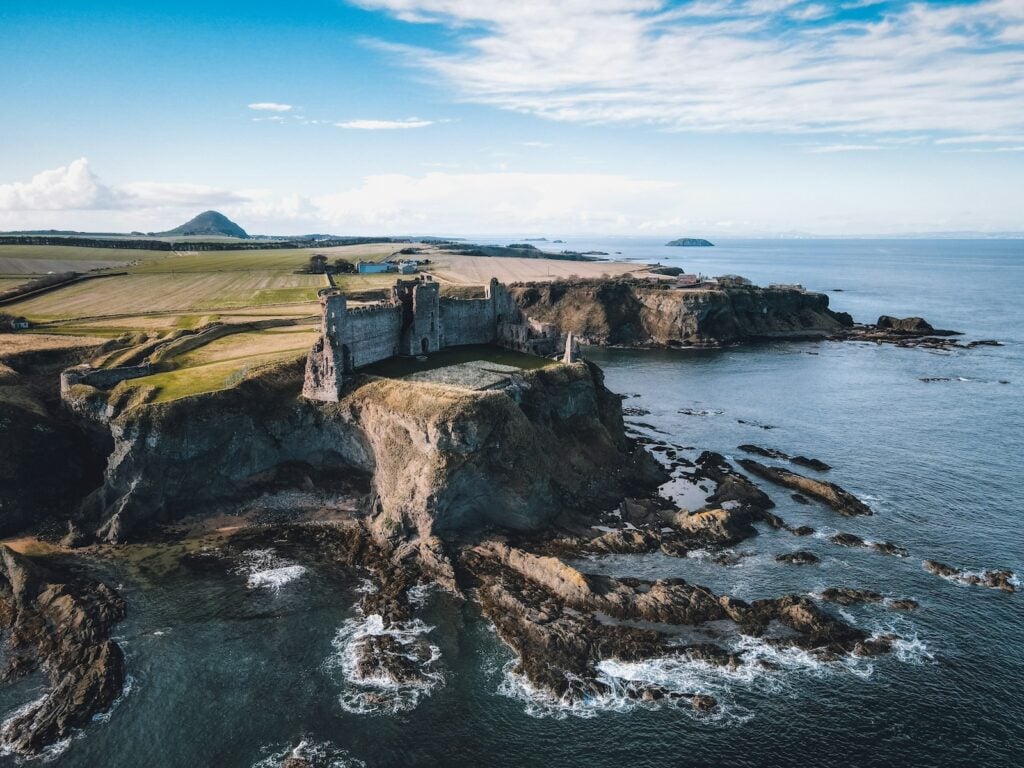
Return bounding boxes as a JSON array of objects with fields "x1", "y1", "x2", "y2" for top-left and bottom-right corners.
[
  {"x1": 354, "y1": 577, "x2": 378, "y2": 595},
  {"x1": 324, "y1": 613, "x2": 443, "y2": 715},
  {"x1": 407, "y1": 582, "x2": 433, "y2": 608},
  {"x1": 0, "y1": 693, "x2": 76, "y2": 763},
  {"x1": 90, "y1": 670, "x2": 135, "y2": 724},
  {"x1": 252, "y1": 738, "x2": 366, "y2": 768},
  {"x1": 233, "y1": 549, "x2": 307, "y2": 591},
  {"x1": 495, "y1": 619, "x2": 940, "y2": 723}
]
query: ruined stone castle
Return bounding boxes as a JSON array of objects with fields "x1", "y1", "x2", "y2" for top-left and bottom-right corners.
[{"x1": 303, "y1": 276, "x2": 572, "y2": 400}]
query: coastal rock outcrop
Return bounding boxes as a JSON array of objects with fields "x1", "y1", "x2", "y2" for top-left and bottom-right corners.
[
  {"x1": 923, "y1": 560, "x2": 1016, "y2": 593},
  {"x1": 464, "y1": 540, "x2": 883, "y2": 705},
  {"x1": 737, "y1": 460, "x2": 872, "y2": 517},
  {"x1": 510, "y1": 280, "x2": 850, "y2": 348},
  {"x1": 738, "y1": 445, "x2": 831, "y2": 471},
  {"x1": 0, "y1": 546, "x2": 127, "y2": 755}
]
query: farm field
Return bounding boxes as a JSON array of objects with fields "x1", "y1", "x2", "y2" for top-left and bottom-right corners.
[
  {"x1": 0, "y1": 277, "x2": 28, "y2": 291},
  {"x1": 425, "y1": 253, "x2": 647, "y2": 284},
  {"x1": 0, "y1": 244, "x2": 168, "y2": 275},
  {"x1": 0, "y1": 240, "x2": 414, "y2": 279},
  {"x1": 6, "y1": 272, "x2": 329, "y2": 321},
  {"x1": 128, "y1": 242, "x2": 417, "y2": 273}
]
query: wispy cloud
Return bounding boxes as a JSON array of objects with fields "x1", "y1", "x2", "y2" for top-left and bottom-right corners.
[
  {"x1": 248, "y1": 102, "x2": 293, "y2": 112},
  {"x1": 335, "y1": 118, "x2": 434, "y2": 130},
  {"x1": 945, "y1": 145, "x2": 1024, "y2": 153},
  {"x1": 354, "y1": 0, "x2": 1024, "y2": 136},
  {"x1": 934, "y1": 133, "x2": 1024, "y2": 145},
  {"x1": 807, "y1": 144, "x2": 884, "y2": 153}
]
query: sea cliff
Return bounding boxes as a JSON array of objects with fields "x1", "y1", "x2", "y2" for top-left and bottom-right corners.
[
  {"x1": 510, "y1": 280, "x2": 851, "y2": 347},
  {"x1": 65, "y1": 357, "x2": 664, "y2": 543}
]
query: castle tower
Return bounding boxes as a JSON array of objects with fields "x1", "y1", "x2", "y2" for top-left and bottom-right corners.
[
  {"x1": 302, "y1": 292, "x2": 348, "y2": 401},
  {"x1": 409, "y1": 280, "x2": 441, "y2": 354},
  {"x1": 486, "y1": 276, "x2": 516, "y2": 325}
]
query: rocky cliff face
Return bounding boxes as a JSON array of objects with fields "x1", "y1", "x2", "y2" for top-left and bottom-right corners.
[
  {"x1": 73, "y1": 360, "x2": 372, "y2": 542},
  {"x1": 511, "y1": 281, "x2": 851, "y2": 347},
  {"x1": 356, "y1": 361, "x2": 661, "y2": 541},
  {"x1": 0, "y1": 344, "x2": 110, "y2": 537},
  {"x1": 69, "y1": 358, "x2": 663, "y2": 543},
  {"x1": 0, "y1": 546, "x2": 126, "y2": 755}
]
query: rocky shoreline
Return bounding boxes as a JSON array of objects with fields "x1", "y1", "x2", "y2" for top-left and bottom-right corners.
[
  {"x1": 0, "y1": 546, "x2": 126, "y2": 756},
  {"x1": 0, "y1": 278, "x2": 1016, "y2": 756},
  {"x1": 509, "y1": 277, "x2": 1000, "y2": 351}
]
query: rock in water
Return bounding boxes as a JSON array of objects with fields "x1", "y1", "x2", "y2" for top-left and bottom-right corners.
[
  {"x1": 820, "y1": 587, "x2": 883, "y2": 605},
  {"x1": 776, "y1": 551, "x2": 820, "y2": 565},
  {"x1": 875, "y1": 315, "x2": 935, "y2": 334},
  {"x1": 674, "y1": 507, "x2": 758, "y2": 546},
  {"x1": 738, "y1": 460, "x2": 872, "y2": 517},
  {"x1": 924, "y1": 560, "x2": 1016, "y2": 593},
  {"x1": 0, "y1": 546, "x2": 127, "y2": 755}
]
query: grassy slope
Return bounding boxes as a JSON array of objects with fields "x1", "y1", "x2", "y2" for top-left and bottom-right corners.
[{"x1": 119, "y1": 327, "x2": 318, "y2": 403}]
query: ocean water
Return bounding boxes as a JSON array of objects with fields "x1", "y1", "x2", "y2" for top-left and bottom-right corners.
[{"x1": 3, "y1": 239, "x2": 1023, "y2": 767}]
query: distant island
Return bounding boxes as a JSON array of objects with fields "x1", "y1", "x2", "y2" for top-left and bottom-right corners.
[{"x1": 666, "y1": 238, "x2": 714, "y2": 247}]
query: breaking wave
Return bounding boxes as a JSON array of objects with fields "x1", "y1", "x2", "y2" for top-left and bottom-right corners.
[
  {"x1": 233, "y1": 549, "x2": 307, "y2": 591},
  {"x1": 252, "y1": 738, "x2": 365, "y2": 768},
  {"x1": 0, "y1": 694, "x2": 75, "y2": 763},
  {"x1": 496, "y1": 620, "x2": 934, "y2": 722},
  {"x1": 324, "y1": 613, "x2": 443, "y2": 715}
]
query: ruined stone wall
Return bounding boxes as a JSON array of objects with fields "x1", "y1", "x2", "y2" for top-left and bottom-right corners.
[
  {"x1": 60, "y1": 364, "x2": 153, "y2": 394},
  {"x1": 439, "y1": 298, "x2": 498, "y2": 346},
  {"x1": 341, "y1": 306, "x2": 403, "y2": 369},
  {"x1": 302, "y1": 337, "x2": 340, "y2": 402},
  {"x1": 304, "y1": 278, "x2": 564, "y2": 400}
]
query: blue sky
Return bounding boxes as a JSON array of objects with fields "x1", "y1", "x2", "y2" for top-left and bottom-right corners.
[{"x1": 1, "y1": 0, "x2": 1022, "y2": 236}]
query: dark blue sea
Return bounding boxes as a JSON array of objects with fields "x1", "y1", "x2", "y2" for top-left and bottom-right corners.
[{"x1": 3, "y1": 239, "x2": 1022, "y2": 767}]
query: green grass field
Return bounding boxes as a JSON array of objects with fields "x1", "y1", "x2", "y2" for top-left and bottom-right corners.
[
  {"x1": 0, "y1": 241, "x2": 409, "y2": 278},
  {"x1": 128, "y1": 242, "x2": 408, "y2": 274},
  {"x1": 124, "y1": 326, "x2": 317, "y2": 403}
]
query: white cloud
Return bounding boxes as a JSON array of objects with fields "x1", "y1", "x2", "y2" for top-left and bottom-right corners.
[
  {"x1": 307, "y1": 171, "x2": 674, "y2": 230},
  {"x1": 0, "y1": 158, "x2": 121, "y2": 211},
  {"x1": 335, "y1": 118, "x2": 434, "y2": 130},
  {"x1": 355, "y1": 0, "x2": 1024, "y2": 136},
  {"x1": 787, "y1": 3, "x2": 830, "y2": 21},
  {"x1": 248, "y1": 102, "x2": 293, "y2": 112},
  {"x1": 3, "y1": 159, "x2": 1020, "y2": 237},
  {"x1": 0, "y1": 158, "x2": 247, "y2": 212}
]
